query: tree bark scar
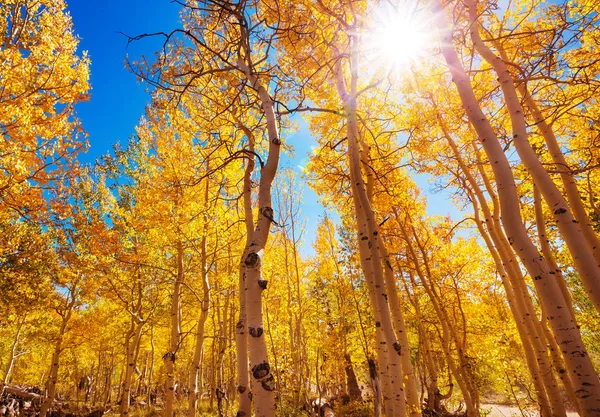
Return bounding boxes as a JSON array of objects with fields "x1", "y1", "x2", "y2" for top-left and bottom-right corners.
[
  {"x1": 252, "y1": 361, "x2": 270, "y2": 379},
  {"x1": 258, "y1": 280, "x2": 268, "y2": 289},
  {"x1": 244, "y1": 252, "x2": 259, "y2": 267},
  {"x1": 249, "y1": 327, "x2": 263, "y2": 338},
  {"x1": 261, "y1": 374, "x2": 276, "y2": 391},
  {"x1": 261, "y1": 206, "x2": 278, "y2": 225}
]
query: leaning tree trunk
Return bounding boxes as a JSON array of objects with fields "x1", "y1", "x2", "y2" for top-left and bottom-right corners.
[
  {"x1": 466, "y1": 0, "x2": 600, "y2": 314},
  {"x1": 333, "y1": 33, "x2": 407, "y2": 417},
  {"x1": 468, "y1": 189, "x2": 557, "y2": 416},
  {"x1": 380, "y1": 243, "x2": 421, "y2": 416},
  {"x1": 402, "y1": 244, "x2": 478, "y2": 417},
  {"x1": 534, "y1": 185, "x2": 582, "y2": 414},
  {"x1": 439, "y1": 122, "x2": 564, "y2": 416},
  {"x1": 434, "y1": 3, "x2": 600, "y2": 414},
  {"x1": 237, "y1": 56, "x2": 281, "y2": 417},
  {"x1": 516, "y1": 66, "x2": 600, "y2": 266},
  {"x1": 120, "y1": 317, "x2": 144, "y2": 417},
  {"x1": 40, "y1": 304, "x2": 74, "y2": 417},
  {"x1": 1, "y1": 315, "x2": 26, "y2": 396},
  {"x1": 360, "y1": 131, "x2": 420, "y2": 417}
]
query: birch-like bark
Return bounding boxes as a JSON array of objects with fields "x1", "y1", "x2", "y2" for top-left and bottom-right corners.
[
  {"x1": 120, "y1": 318, "x2": 144, "y2": 417},
  {"x1": 468, "y1": 190, "x2": 554, "y2": 415},
  {"x1": 235, "y1": 125, "x2": 255, "y2": 417},
  {"x1": 434, "y1": 4, "x2": 600, "y2": 413},
  {"x1": 516, "y1": 71, "x2": 600, "y2": 266},
  {"x1": 333, "y1": 32, "x2": 408, "y2": 417},
  {"x1": 1, "y1": 315, "x2": 26, "y2": 396},
  {"x1": 466, "y1": 0, "x2": 600, "y2": 314},
  {"x1": 380, "y1": 240, "x2": 420, "y2": 416},
  {"x1": 189, "y1": 217, "x2": 210, "y2": 417},
  {"x1": 237, "y1": 56, "x2": 281, "y2": 417},
  {"x1": 402, "y1": 232, "x2": 478, "y2": 417},
  {"x1": 532, "y1": 185, "x2": 577, "y2": 320},
  {"x1": 39, "y1": 301, "x2": 75, "y2": 417},
  {"x1": 534, "y1": 184, "x2": 582, "y2": 413},
  {"x1": 439, "y1": 122, "x2": 564, "y2": 416},
  {"x1": 164, "y1": 241, "x2": 183, "y2": 417}
]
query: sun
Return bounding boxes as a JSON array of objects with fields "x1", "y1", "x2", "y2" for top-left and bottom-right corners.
[{"x1": 364, "y1": 3, "x2": 434, "y2": 71}]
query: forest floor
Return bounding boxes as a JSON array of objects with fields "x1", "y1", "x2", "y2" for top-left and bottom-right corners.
[{"x1": 482, "y1": 403, "x2": 578, "y2": 417}]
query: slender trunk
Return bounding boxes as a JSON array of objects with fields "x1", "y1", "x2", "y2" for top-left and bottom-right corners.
[
  {"x1": 104, "y1": 348, "x2": 115, "y2": 406},
  {"x1": 164, "y1": 241, "x2": 184, "y2": 417},
  {"x1": 120, "y1": 319, "x2": 144, "y2": 417},
  {"x1": 136, "y1": 352, "x2": 148, "y2": 399},
  {"x1": 517, "y1": 76, "x2": 600, "y2": 266},
  {"x1": 237, "y1": 55, "x2": 281, "y2": 417},
  {"x1": 439, "y1": 120, "x2": 562, "y2": 416},
  {"x1": 533, "y1": 184, "x2": 577, "y2": 320},
  {"x1": 147, "y1": 326, "x2": 155, "y2": 406},
  {"x1": 469, "y1": 189, "x2": 554, "y2": 415},
  {"x1": 380, "y1": 243, "x2": 420, "y2": 416},
  {"x1": 418, "y1": 322, "x2": 439, "y2": 411},
  {"x1": 1, "y1": 316, "x2": 26, "y2": 396},
  {"x1": 404, "y1": 253, "x2": 477, "y2": 417},
  {"x1": 93, "y1": 352, "x2": 102, "y2": 405},
  {"x1": 435, "y1": 4, "x2": 600, "y2": 413},
  {"x1": 534, "y1": 185, "x2": 582, "y2": 414},
  {"x1": 189, "y1": 222, "x2": 211, "y2": 417},
  {"x1": 466, "y1": 0, "x2": 600, "y2": 314},
  {"x1": 334, "y1": 33, "x2": 406, "y2": 417},
  {"x1": 235, "y1": 125, "x2": 255, "y2": 417},
  {"x1": 40, "y1": 305, "x2": 74, "y2": 417}
]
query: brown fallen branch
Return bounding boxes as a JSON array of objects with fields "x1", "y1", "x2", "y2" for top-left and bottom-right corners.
[{"x1": 3, "y1": 386, "x2": 44, "y2": 404}]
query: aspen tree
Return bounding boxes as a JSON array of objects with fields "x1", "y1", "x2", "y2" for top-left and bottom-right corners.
[
  {"x1": 333, "y1": 35, "x2": 410, "y2": 417},
  {"x1": 237, "y1": 53, "x2": 282, "y2": 415},
  {"x1": 163, "y1": 241, "x2": 183, "y2": 417},
  {"x1": 465, "y1": 0, "x2": 600, "y2": 314},
  {"x1": 234, "y1": 125, "x2": 256, "y2": 417},
  {"x1": 429, "y1": 111, "x2": 566, "y2": 416},
  {"x1": 189, "y1": 176, "x2": 211, "y2": 417},
  {"x1": 433, "y1": 3, "x2": 600, "y2": 413},
  {"x1": 39, "y1": 282, "x2": 78, "y2": 417}
]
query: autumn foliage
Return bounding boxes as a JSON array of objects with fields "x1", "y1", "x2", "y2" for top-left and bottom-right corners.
[{"x1": 2, "y1": 0, "x2": 600, "y2": 417}]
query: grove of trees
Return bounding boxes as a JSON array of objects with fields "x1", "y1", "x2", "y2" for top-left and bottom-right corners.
[{"x1": 1, "y1": 0, "x2": 600, "y2": 416}]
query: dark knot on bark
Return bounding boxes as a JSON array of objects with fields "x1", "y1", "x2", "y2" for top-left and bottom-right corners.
[
  {"x1": 261, "y1": 374, "x2": 276, "y2": 391},
  {"x1": 245, "y1": 252, "x2": 259, "y2": 267},
  {"x1": 249, "y1": 327, "x2": 264, "y2": 338},
  {"x1": 260, "y1": 206, "x2": 279, "y2": 226},
  {"x1": 252, "y1": 361, "x2": 270, "y2": 379}
]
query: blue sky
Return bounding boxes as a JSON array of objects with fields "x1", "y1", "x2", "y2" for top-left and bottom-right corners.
[
  {"x1": 69, "y1": 0, "x2": 181, "y2": 161},
  {"x1": 68, "y1": 0, "x2": 460, "y2": 255}
]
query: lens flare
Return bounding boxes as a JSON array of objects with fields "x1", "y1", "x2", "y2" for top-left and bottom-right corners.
[{"x1": 365, "y1": 2, "x2": 434, "y2": 71}]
